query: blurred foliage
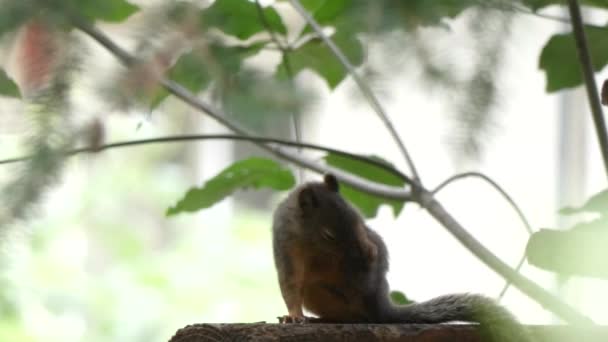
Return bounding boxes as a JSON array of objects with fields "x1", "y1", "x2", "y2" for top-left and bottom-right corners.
[
  {"x1": 0, "y1": 18, "x2": 81, "y2": 227},
  {"x1": 527, "y1": 189, "x2": 608, "y2": 279},
  {"x1": 219, "y1": 71, "x2": 312, "y2": 131},
  {"x1": 59, "y1": 0, "x2": 139, "y2": 22},
  {"x1": 295, "y1": 0, "x2": 475, "y2": 33},
  {"x1": 202, "y1": 0, "x2": 286, "y2": 39},
  {"x1": 451, "y1": 9, "x2": 512, "y2": 160},
  {"x1": 275, "y1": 31, "x2": 363, "y2": 89},
  {"x1": 0, "y1": 0, "x2": 38, "y2": 37},
  {"x1": 151, "y1": 43, "x2": 266, "y2": 108}
]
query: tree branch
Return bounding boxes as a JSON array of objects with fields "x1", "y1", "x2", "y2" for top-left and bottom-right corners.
[
  {"x1": 419, "y1": 189, "x2": 592, "y2": 324},
  {"x1": 70, "y1": 15, "x2": 591, "y2": 324},
  {"x1": 567, "y1": 0, "x2": 608, "y2": 179},
  {"x1": 287, "y1": 0, "x2": 421, "y2": 182},
  {"x1": 0, "y1": 134, "x2": 411, "y2": 183}
]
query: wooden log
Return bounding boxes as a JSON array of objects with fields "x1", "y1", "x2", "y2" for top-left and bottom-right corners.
[
  {"x1": 168, "y1": 323, "x2": 480, "y2": 342},
  {"x1": 168, "y1": 323, "x2": 608, "y2": 342}
]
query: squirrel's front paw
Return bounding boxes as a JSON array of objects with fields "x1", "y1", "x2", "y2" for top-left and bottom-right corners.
[{"x1": 278, "y1": 315, "x2": 312, "y2": 324}]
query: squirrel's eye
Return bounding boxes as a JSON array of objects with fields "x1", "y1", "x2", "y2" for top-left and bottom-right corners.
[{"x1": 321, "y1": 228, "x2": 336, "y2": 241}]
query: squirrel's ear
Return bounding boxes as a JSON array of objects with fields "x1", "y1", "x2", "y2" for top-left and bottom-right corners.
[
  {"x1": 298, "y1": 187, "x2": 318, "y2": 210},
  {"x1": 324, "y1": 174, "x2": 339, "y2": 192}
]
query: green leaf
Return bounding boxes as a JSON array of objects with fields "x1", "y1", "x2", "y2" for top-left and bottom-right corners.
[
  {"x1": 296, "y1": 0, "x2": 473, "y2": 34},
  {"x1": 540, "y1": 27, "x2": 608, "y2": 92},
  {"x1": 277, "y1": 31, "x2": 363, "y2": 89},
  {"x1": 202, "y1": 0, "x2": 286, "y2": 40},
  {"x1": 559, "y1": 189, "x2": 608, "y2": 216},
  {"x1": 526, "y1": 220, "x2": 608, "y2": 279},
  {"x1": 324, "y1": 153, "x2": 405, "y2": 218},
  {"x1": 299, "y1": 0, "x2": 351, "y2": 27},
  {"x1": 0, "y1": 69, "x2": 20, "y2": 98},
  {"x1": 390, "y1": 290, "x2": 414, "y2": 305},
  {"x1": 67, "y1": 0, "x2": 139, "y2": 22},
  {"x1": 166, "y1": 158, "x2": 295, "y2": 216},
  {"x1": 152, "y1": 42, "x2": 265, "y2": 108},
  {"x1": 309, "y1": 0, "x2": 351, "y2": 24}
]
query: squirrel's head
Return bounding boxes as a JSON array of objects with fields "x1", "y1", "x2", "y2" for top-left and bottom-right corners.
[
  {"x1": 297, "y1": 173, "x2": 339, "y2": 210},
  {"x1": 296, "y1": 173, "x2": 377, "y2": 261}
]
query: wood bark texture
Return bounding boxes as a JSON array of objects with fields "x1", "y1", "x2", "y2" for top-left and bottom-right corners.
[
  {"x1": 168, "y1": 323, "x2": 481, "y2": 342},
  {"x1": 168, "y1": 323, "x2": 608, "y2": 342}
]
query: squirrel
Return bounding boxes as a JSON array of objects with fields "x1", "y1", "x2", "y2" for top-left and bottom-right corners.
[{"x1": 272, "y1": 174, "x2": 534, "y2": 342}]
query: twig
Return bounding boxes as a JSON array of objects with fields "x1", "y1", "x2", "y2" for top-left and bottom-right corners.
[
  {"x1": 498, "y1": 254, "x2": 526, "y2": 300},
  {"x1": 567, "y1": 0, "x2": 608, "y2": 179},
  {"x1": 432, "y1": 172, "x2": 533, "y2": 234},
  {"x1": 0, "y1": 134, "x2": 411, "y2": 183},
  {"x1": 254, "y1": 0, "x2": 304, "y2": 181},
  {"x1": 70, "y1": 13, "x2": 591, "y2": 324},
  {"x1": 431, "y1": 171, "x2": 533, "y2": 300},
  {"x1": 287, "y1": 0, "x2": 421, "y2": 182},
  {"x1": 253, "y1": 0, "x2": 287, "y2": 51}
]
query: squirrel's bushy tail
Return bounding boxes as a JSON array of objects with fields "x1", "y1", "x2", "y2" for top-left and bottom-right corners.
[{"x1": 382, "y1": 293, "x2": 535, "y2": 342}]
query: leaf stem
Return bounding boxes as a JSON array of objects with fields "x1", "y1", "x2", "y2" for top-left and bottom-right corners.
[
  {"x1": 432, "y1": 172, "x2": 533, "y2": 234},
  {"x1": 431, "y1": 171, "x2": 534, "y2": 300}
]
